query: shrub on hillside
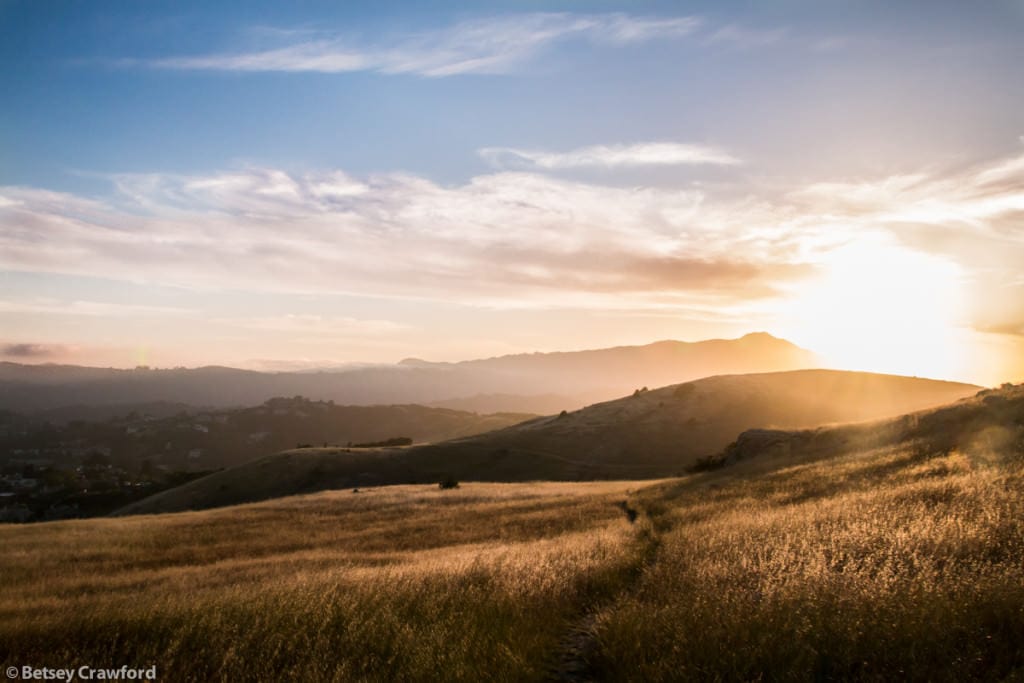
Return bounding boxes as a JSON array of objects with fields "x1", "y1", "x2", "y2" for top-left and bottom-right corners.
[{"x1": 352, "y1": 437, "x2": 413, "y2": 448}]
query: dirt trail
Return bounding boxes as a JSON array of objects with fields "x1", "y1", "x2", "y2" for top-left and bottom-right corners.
[{"x1": 547, "y1": 498, "x2": 663, "y2": 681}]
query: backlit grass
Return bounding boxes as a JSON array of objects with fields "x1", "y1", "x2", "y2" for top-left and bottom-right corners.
[
  {"x1": 1, "y1": 482, "x2": 654, "y2": 681},
  {"x1": 590, "y1": 442, "x2": 1024, "y2": 681}
]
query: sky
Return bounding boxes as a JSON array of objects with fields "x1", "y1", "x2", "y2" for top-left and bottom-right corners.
[{"x1": 1, "y1": 0, "x2": 1023, "y2": 384}]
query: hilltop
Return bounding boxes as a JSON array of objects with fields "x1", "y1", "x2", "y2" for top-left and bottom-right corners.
[
  {"x1": 707, "y1": 380, "x2": 1024, "y2": 472},
  {"x1": 115, "y1": 369, "x2": 977, "y2": 515},
  {"x1": 0, "y1": 332, "x2": 816, "y2": 415}
]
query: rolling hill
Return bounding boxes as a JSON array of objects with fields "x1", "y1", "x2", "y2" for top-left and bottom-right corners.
[
  {"x1": 0, "y1": 332, "x2": 817, "y2": 414},
  {"x1": 6, "y1": 382, "x2": 1022, "y2": 680},
  {"x1": 115, "y1": 369, "x2": 979, "y2": 515},
  {"x1": 708, "y1": 379, "x2": 1024, "y2": 471},
  {"x1": 0, "y1": 396, "x2": 535, "y2": 473},
  {"x1": 586, "y1": 380, "x2": 1024, "y2": 680}
]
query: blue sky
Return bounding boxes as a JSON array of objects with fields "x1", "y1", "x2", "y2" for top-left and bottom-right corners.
[
  {"x1": 1, "y1": 1, "x2": 1023, "y2": 383},
  {"x1": 4, "y1": 1, "x2": 1021, "y2": 189}
]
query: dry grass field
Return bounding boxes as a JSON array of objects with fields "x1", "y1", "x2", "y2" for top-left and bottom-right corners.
[
  {"x1": 2, "y1": 385, "x2": 1023, "y2": 681},
  {"x1": 0, "y1": 481, "x2": 656, "y2": 681},
  {"x1": 591, "y1": 435, "x2": 1024, "y2": 680}
]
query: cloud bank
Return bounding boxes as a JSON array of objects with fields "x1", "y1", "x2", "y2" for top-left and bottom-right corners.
[
  {"x1": 2, "y1": 147, "x2": 1022, "y2": 334},
  {"x1": 0, "y1": 167, "x2": 809, "y2": 312}
]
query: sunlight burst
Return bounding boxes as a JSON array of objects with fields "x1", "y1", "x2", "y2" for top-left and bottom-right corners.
[{"x1": 782, "y1": 239, "x2": 967, "y2": 379}]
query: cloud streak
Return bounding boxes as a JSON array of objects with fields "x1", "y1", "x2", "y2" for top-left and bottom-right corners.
[
  {"x1": 213, "y1": 314, "x2": 411, "y2": 336},
  {"x1": 0, "y1": 298, "x2": 195, "y2": 318},
  {"x1": 478, "y1": 142, "x2": 740, "y2": 170},
  {"x1": 144, "y1": 13, "x2": 700, "y2": 76},
  {"x1": 1, "y1": 343, "x2": 70, "y2": 359},
  {"x1": 703, "y1": 24, "x2": 787, "y2": 49}
]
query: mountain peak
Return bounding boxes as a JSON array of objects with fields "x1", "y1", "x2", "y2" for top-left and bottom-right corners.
[
  {"x1": 398, "y1": 357, "x2": 442, "y2": 368},
  {"x1": 739, "y1": 331, "x2": 781, "y2": 341}
]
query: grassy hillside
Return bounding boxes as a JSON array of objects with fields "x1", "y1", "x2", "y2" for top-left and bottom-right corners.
[
  {"x1": 1, "y1": 481, "x2": 654, "y2": 681},
  {"x1": 589, "y1": 382, "x2": 1024, "y2": 680},
  {"x1": 3, "y1": 383, "x2": 1022, "y2": 680},
  {"x1": 118, "y1": 369, "x2": 978, "y2": 515}
]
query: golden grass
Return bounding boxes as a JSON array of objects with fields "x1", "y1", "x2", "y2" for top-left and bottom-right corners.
[
  {"x1": 590, "y1": 445, "x2": 1024, "y2": 681},
  {"x1": 1, "y1": 481, "x2": 654, "y2": 681}
]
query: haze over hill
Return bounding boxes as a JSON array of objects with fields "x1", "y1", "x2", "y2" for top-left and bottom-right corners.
[
  {"x1": 0, "y1": 333, "x2": 817, "y2": 415},
  {"x1": 117, "y1": 369, "x2": 978, "y2": 515},
  {"x1": 2, "y1": 397, "x2": 534, "y2": 471},
  {"x1": 709, "y1": 381, "x2": 1024, "y2": 472}
]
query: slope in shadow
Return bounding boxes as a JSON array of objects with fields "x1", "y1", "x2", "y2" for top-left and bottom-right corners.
[{"x1": 115, "y1": 369, "x2": 979, "y2": 516}]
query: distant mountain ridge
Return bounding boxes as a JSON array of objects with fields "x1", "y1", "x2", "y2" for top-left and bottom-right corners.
[{"x1": 0, "y1": 333, "x2": 818, "y2": 414}]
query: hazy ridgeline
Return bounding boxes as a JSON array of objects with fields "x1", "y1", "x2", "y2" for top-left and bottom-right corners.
[
  {"x1": 0, "y1": 333, "x2": 818, "y2": 415},
  {"x1": 2, "y1": 385, "x2": 1022, "y2": 680}
]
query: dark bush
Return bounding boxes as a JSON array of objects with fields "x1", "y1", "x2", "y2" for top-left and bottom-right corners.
[
  {"x1": 352, "y1": 437, "x2": 413, "y2": 448},
  {"x1": 690, "y1": 454, "x2": 727, "y2": 472},
  {"x1": 438, "y1": 476, "x2": 460, "y2": 490}
]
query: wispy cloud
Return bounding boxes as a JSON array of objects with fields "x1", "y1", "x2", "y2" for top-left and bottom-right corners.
[
  {"x1": 1, "y1": 343, "x2": 71, "y2": 359},
  {"x1": 785, "y1": 151, "x2": 1024, "y2": 337},
  {"x1": 0, "y1": 165, "x2": 807, "y2": 311},
  {"x1": 154, "y1": 42, "x2": 369, "y2": 73},
  {"x1": 212, "y1": 314, "x2": 410, "y2": 336},
  {"x1": 977, "y1": 321, "x2": 1024, "y2": 337},
  {"x1": 144, "y1": 13, "x2": 700, "y2": 77},
  {"x1": 478, "y1": 142, "x2": 741, "y2": 170},
  {"x1": 0, "y1": 298, "x2": 195, "y2": 318},
  {"x1": 3, "y1": 148, "x2": 1022, "y2": 329},
  {"x1": 703, "y1": 24, "x2": 787, "y2": 49}
]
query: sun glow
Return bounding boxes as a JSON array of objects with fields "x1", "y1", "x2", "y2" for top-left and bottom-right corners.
[{"x1": 781, "y1": 239, "x2": 968, "y2": 380}]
